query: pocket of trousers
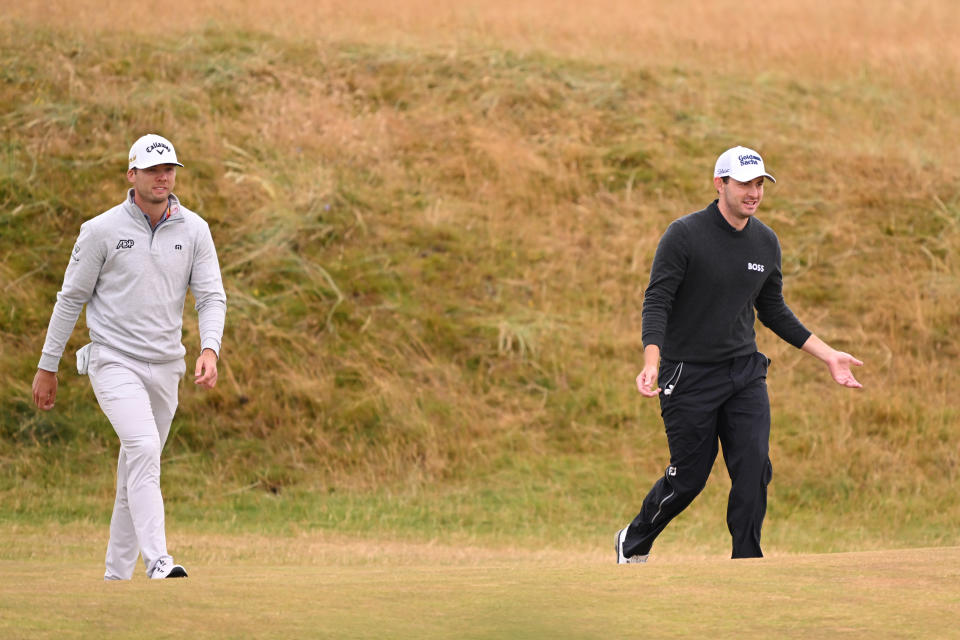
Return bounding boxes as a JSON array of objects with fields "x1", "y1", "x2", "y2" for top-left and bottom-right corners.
[
  {"x1": 76, "y1": 343, "x2": 92, "y2": 376},
  {"x1": 661, "y1": 361, "x2": 684, "y2": 397}
]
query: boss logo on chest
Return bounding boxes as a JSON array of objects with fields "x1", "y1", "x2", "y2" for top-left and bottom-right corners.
[{"x1": 747, "y1": 262, "x2": 765, "y2": 273}]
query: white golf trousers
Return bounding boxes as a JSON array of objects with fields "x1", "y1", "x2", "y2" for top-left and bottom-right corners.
[{"x1": 87, "y1": 344, "x2": 185, "y2": 580}]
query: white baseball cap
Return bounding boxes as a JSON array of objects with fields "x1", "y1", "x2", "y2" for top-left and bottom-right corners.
[
  {"x1": 714, "y1": 146, "x2": 775, "y2": 183},
  {"x1": 128, "y1": 134, "x2": 184, "y2": 170}
]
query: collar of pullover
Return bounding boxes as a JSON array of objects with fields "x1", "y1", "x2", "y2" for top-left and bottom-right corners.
[
  {"x1": 124, "y1": 188, "x2": 183, "y2": 228},
  {"x1": 708, "y1": 198, "x2": 751, "y2": 235}
]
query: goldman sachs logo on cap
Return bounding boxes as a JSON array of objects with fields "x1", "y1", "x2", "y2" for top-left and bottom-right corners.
[
  {"x1": 146, "y1": 142, "x2": 172, "y2": 155},
  {"x1": 738, "y1": 154, "x2": 761, "y2": 166}
]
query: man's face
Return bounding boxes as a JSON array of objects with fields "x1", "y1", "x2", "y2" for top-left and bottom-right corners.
[
  {"x1": 716, "y1": 176, "x2": 764, "y2": 220},
  {"x1": 127, "y1": 164, "x2": 177, "y2": 205}
]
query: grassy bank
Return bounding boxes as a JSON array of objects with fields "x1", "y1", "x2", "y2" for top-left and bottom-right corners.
[{"x1": 2, "y1": 1, "x2": 959, "y2": 554}]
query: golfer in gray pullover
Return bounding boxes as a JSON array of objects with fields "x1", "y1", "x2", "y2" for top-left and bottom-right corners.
[{"x1": 32, "y1": 134, "x2": 226, "y2": 580}]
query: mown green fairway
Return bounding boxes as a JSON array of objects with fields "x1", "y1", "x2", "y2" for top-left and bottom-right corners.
[{"x1": 2, "y1": 526, "x2": 958, "y2": 639}]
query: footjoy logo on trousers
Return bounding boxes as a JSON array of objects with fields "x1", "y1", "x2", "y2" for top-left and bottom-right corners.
[{"x1": 116, "y1": 239, "x2": 135, "y2": 249}]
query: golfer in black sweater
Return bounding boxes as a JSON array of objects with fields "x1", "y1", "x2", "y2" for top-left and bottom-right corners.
[{"x1": 617, "y1": 146, "x2": 863, "y2": 563}]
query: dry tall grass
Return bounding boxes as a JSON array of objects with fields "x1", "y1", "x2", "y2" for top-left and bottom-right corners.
[
  {"x1": 2, "y1": 1, "x2": 959, "y2": 551},
  {"x1": 7, "y1": 0, "x2": 960, "y2": 78}
]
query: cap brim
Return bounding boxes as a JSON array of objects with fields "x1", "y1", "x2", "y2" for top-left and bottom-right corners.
[
  {"x1": 728, "y1": 170, "x2": 775, "y2": 184},
  {"x1": 130, "y1": 161, "x2": 184, "y2": 169}
]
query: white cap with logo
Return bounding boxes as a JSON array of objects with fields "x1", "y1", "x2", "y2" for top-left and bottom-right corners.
[
  {"x1": 714, "y1": 146, "x2": 775, "y2": 183},
  {"x1": 128, "y1": 134, "x2": 184, "y2": 170}
]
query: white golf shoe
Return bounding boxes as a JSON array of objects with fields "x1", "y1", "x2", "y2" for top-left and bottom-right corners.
[
  {"x1": 616, "y1": 527, "x2": 649, "y2": 564},
  {"x1": 151, "y1": 557, "x2": 188, "y2": 579}
]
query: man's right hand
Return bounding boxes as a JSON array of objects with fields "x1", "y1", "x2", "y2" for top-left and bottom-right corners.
[
  {"x1": 636, "y1": 364, "x2": 661, "y2": 397},
  {"x1": 636, "y1": 344, "x2": 662, "y2": 398},
  {"x1": 33, "y1": 369, "x2": 58, "y2": 411}
]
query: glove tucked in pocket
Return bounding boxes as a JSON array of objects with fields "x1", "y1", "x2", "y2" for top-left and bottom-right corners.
[{"x1": 76, "y1": 343, "x2": 92, "y2": 376}]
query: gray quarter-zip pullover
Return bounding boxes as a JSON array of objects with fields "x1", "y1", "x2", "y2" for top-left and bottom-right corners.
[{"x1": 38, "y1": 189, "x2": 227, "y2": 371}]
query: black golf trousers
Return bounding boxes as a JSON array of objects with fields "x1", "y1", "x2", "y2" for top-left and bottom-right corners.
[{"x1": 623, "y1": 352, "x2": 773, "y2": 559}]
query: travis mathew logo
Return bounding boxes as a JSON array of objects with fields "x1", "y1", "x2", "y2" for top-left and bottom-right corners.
[
  {"x1": 145, "y1": 142, "x2": 171, "y2": 155},
  {"x1": 116, "y1": 239, "x2": 135, "y2": 249},
  {"x1": 175, "y1": 244, "x2": 182, "y2": 251},
  {"x1": 738, "y1": 154, "x2": 762, "y2": 166}
]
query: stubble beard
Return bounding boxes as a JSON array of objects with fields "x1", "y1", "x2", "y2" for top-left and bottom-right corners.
[{"x1": 138, "y1": 185, "x2": 168, "y2": 207}]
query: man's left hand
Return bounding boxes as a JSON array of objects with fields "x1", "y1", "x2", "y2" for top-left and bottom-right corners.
[
  {"x1": 826, "y1": 351, "x2": 863, "y2": 388},
  {"x1": 194, "y1": 348, "x2": 219, "y2": 389},
  {"x1": 801, "y1": 334, "x2": 864, "y2": 389}
]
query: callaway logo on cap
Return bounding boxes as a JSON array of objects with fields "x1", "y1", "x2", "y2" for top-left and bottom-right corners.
[
  {"x1": 128, "y1": 134, "x2": 185, "y2": 170},
  {"x1": 714, "y1": 146, "x2": 776, "y2": 183}
]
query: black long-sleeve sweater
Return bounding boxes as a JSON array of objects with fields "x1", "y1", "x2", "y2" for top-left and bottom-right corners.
[{"x1": 641, "y1": 200, "x2": 811, "y2": 362}]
